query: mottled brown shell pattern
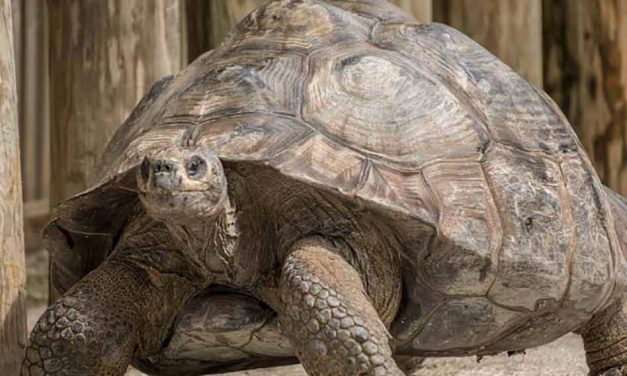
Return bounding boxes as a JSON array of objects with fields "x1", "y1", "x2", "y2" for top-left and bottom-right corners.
[{"x1": 59, "y1": 0, "x2": 623, "y2": 355}]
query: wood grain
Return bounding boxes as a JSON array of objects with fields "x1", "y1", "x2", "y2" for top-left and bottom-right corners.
[
  {"x1": 434, "y1": 0, "x2": 543, "y2": 87},
  {"x1": 0, "y1": 0, "x2": 27, "y2": 374},
  {"x1": 187, "y1": 0, "x2": 267, "y2": 61},
  {"x1": 389, "y1": 0, "x2": 432, "y2": 23},
  {"x1": 48, "y1": 0, "x2": 184, "y2": 204},
  {"x1": 543, "y1": 0, "x2": 627, "y2": 195},
  {"x1": 47, "y1": 0, "x2": 185, "y2": 301}
]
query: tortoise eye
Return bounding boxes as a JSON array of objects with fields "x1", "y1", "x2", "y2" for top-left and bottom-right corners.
[{"x1": 186, "y1": 156, "x2": 207, "y2": 178}]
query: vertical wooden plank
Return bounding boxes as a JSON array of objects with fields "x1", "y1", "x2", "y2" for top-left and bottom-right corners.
[
  {"x1": 47, "y1": 0, "x2": 185, "y2": 301},
  {"x1": 620, "y1": 0, "x2": 627, "y2": 193},
  {"x1": 0, "y1": 0, "x2": 27, "y2": 373},
  {"x1": 389, "y1": 0, "x2": 432, "y2": 23},
  {"x1": 48, "y1": 0, "x2": 185, "y2": 206},
  {"x1": 434, "y1": 0, "x2": 543, "y2": 87},
  {"x1": 543, "y1": 0, "x2": 627, "y2": 195},
  {"x1": 186, "y1": 0, "x2": 266, "y2": 62},
  {"x1": 185, "y1": 0, "x2": 211, "y2": 62},
  {"x1": 21, "y1": 0, "x2": 46, "y2": 202},
  {"x1": 208, "y1": 0, "x2": 266, "y2": 49}
]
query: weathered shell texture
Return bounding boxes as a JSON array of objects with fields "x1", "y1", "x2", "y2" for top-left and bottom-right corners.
[{"x1": 46, "y1": 0, "x2": 625, "y2": 369}]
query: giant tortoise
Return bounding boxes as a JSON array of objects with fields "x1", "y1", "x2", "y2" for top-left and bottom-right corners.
[{"x1": 23, "y1": 0, "x2": 627, "y2": 375}]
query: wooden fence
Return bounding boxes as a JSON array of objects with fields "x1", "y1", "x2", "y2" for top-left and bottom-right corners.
[{"x1": 11, "y1": 0, "x2": 627, "y2": 250}]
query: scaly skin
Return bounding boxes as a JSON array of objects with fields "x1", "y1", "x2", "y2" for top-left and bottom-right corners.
[
  {"x1": 21, "y1": 260, "x2": 195, "y2": 376},
  {"x1": 582, "y1": 299, "x2": 627, "y2": 376},
  {"x1": 21, "y1": 209, "x2": 197, "y2": 376},
  {"x1": 278, "y1": 239, "x2": 404, "y2": 375}
]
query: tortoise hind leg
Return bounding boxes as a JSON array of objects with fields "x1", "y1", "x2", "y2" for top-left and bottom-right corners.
[
  {"x1": 581, "y1": 298, "x2": 627, "y2": 375},
  {"x1": 277, "y1": 238, "x2": 404, "y2": 375}
]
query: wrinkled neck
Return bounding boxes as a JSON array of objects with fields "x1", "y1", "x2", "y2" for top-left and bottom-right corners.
[{"x1": 165, "y1": 198, "x2": 240, "y2": 282}]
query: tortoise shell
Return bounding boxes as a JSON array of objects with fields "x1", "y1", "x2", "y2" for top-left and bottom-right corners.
[{"x1": 46, "y1": 0, "x2": 626, "y2": 373}]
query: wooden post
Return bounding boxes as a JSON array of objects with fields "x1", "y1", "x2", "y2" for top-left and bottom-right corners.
[
  {"x1": 0, "y1": 0, "x2": 27, "y2": 374},
  {"x1": 389, "y1": 0, "x2": 432, "y2": 23},
  {"x1": 12, "y1": 1, "x2": 51, "y2": 252},
  {"x1": 186, "y1": 0, "x2": 267, "y2": 62},
  {"x1": 434, "y1": 0, "x2": 543, "y2": 88},
  {"x1": 543, "y1": 0, "x2": 627, "y2": 195},
  {"x1": 48, "y1": 0, "x2": 185, "y2": 300}
]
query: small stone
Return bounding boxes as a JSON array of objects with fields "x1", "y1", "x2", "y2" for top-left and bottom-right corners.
[
  {"x1": 304, "y1": 295, "x2": 315, "y2": 307},
  {"x1": 329, "y1": 318, "x2": 341, "y2": 329},
  {"x1": 319, "y1": 289, "x2": 329, "y2": 299}
]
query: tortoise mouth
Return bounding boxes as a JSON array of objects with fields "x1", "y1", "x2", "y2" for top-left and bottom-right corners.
[{"x1": 139, "y1": 188, "x2": 226, "y2": 221}]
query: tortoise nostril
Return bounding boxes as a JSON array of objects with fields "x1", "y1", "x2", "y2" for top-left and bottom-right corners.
[{"x1": 153, "y1": 160, "x2": 174, "y2": 175}]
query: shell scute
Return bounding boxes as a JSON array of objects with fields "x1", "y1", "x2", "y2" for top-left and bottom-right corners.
[
  {"x1": 303, "y1": 45, "x2": 484, "y2": 167},
  {"x1": 373, "y1": 22, "x2": 579, "y2": 157},
  {"x1": 419, "y1": 161, "x2": 500, "y2": 295},
  {"x1": 191, "y1": 114, "x2": 312, "y2": 162},
  {"x1": 484, "y1": 147, "x2": 574, "y2": 311}
]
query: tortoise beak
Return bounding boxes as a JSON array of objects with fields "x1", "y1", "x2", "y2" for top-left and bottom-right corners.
[{"x1": 137, "y1": 157, "x2": 182, "y2": 193}]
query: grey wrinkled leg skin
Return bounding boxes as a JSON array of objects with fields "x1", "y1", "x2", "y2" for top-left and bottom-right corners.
[
  {"x1": 278, "y1": 239, "x2": 404, "y2": 376},
  {"x1": 582, "y1": 299, "x2": 627, "y2": 375},
  {"x1": 21, "y1": 260, "x2": 194, "y2": 376}
]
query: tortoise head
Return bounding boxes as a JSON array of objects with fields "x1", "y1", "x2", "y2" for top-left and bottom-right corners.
[{"x1": 137, "y1": 146, "x2": 228, "y2": 223}]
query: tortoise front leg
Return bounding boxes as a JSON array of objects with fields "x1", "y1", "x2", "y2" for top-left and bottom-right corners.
[
  {"x1": 277, "y1": 238, "x2": 404, "y2": 375},
  {"x1": 21, "y1": 258, "x2": 195, "y2": 375}
]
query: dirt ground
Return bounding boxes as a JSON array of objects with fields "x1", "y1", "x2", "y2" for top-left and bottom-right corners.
[{"x1": 26, "y1": 249, "x2": 589, "y2": 376}]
